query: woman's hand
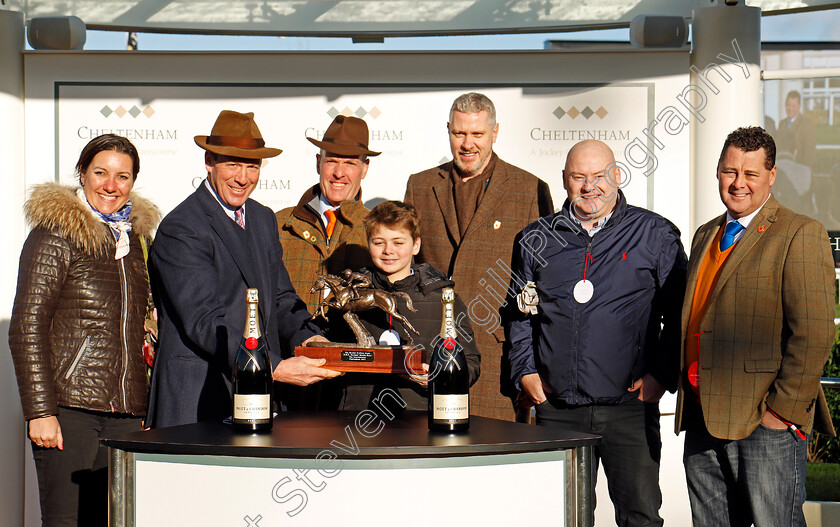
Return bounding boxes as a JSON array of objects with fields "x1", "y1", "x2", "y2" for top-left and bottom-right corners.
[{"x1": 29, "y1": 416, "x2": 64, "y2": 450}]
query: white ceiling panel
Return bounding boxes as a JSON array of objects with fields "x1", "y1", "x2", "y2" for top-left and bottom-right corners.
[{"x1": 4, "y1": 0, "x2": 840, "y2": 36}]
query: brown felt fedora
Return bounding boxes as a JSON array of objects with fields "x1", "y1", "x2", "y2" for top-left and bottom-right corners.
[
  {"x1": 307, "y1": 115, "x2": 381, "y2": 157},
  {"x1": 194, "y1": 110, "x2": 282, "y2": 159}
]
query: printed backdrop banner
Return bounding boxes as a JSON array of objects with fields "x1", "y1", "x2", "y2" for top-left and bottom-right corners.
[{"x1": 53, "y1": 84, "x2": 652, "y2": 216}]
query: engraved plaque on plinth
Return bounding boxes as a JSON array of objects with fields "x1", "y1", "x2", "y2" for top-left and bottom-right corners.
[{"x1": 294, "y1": 343, "x2": 422, "y2": 374}]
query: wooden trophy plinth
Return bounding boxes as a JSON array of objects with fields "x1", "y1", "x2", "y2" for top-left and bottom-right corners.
[{"x1": 295, "y1": 343, "x2": 422, "y2": 374}]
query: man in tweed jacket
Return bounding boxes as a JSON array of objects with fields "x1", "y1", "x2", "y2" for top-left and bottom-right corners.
[
  {"x1": 276, "y1": 115, "x2": 378, "y2": 316},
  {"x1": 404, "y1": 92, "x2": 553, "y2": 421},
  {"x1": 676, "y1": 126, "x2": 836, "y2": 526}
]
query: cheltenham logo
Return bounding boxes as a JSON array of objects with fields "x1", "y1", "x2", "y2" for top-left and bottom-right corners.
[
  {"x1": 553, "y1": 105, "x2": 608, "y2": 120},
  {"x1": 100, "y1": 104, "x2": 155, "y2": 118},
  {"x1": 327, "y1": 106, "x2": 381, "y2": 119}
]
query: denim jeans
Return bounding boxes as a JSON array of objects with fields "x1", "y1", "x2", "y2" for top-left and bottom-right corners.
[
  {"x1": 536, "y1": 397, "x2": 664, "y2": 527},
  {"x1": 31, "y1": 407, "x2": 143, "y2": 527},
  {"x1": 683, "y1": 418, "x2": 808, "y2": 527}
]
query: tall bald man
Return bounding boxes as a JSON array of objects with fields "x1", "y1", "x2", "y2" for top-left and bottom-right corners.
[
  {"x1": 405, "y1": 92, "x2": 553, "y2": 421},
  {"x1": 508, "y1": 140, "x2": 687, "y2": 526}
]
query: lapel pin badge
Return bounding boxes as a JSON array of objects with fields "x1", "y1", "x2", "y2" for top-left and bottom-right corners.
[
  {"x1": 493, "y1": 220, "x2": 501, "y2": 230},
  {"x1": 757, "y1": 225, "x2": 765, "y2": 233},
  {"x1": 303, "y1": 230, "x2": 310, "y2": 239}
]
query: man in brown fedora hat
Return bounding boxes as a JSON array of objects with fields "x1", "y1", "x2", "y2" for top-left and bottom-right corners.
[
  {"x1": 147, "y1": 110, "x2": 340, "y2": 428},
  {"x1": 404, "y1": 92, "x2": 554, "y2": 422},
  {"x1": 276, "y1": 115, "x2": 381, "y2": 314}
]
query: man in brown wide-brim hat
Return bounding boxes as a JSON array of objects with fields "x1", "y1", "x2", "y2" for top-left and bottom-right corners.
[
  {"x1": 276, "y1": 114, "x2": 381, "y2": 315},
  {"x1": 147, "y1": 110, "x2": 340, "y2": 428},
  {"x1": 275, "y1": 114, "x2": 380, "y2": 410}
]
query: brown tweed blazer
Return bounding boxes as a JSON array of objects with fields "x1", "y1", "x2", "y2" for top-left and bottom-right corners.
[
  {"x1": 674, "y1": 196, "x2": 836, "y2": 439},
  {"x1": 405, "y1": 158, "x2": 554, "y2": 420},
  {"x1": 275, "y1": 185, "x2": 371, "y2": 314}
]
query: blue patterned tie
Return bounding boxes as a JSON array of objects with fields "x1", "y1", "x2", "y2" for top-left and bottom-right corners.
[{"x1": 719, "y1": 221, "x2": 744, "y2": 251}]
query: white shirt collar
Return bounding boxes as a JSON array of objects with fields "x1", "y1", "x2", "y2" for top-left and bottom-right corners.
[
  {"x1": 568, "y1": 201, "x2": 615, "y2": 237},
  {"x1": 204, "y1": 179, "x2": 243, "y2": 223},
  {"x1": 316, "y1": 191, "x2": 340, "y2": 231},
  {"x1": 724, "y1": 193, "x2": 772, "y2": 243}
]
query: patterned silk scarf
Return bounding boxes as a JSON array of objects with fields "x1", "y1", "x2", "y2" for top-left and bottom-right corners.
[{"x1": 77, "y1": 188, "x2": 133, "y2": 260}]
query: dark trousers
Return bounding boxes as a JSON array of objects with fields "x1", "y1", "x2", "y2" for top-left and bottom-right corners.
[
  {"x1": 683, "y1": 417, "x2": 808, "y2": 527},
  {"x1": 536, "y1": 397, "x2": 663, "y2": 527},
  {"x1": 31, "y1": 407, "x2": 143, "y2": 527}
]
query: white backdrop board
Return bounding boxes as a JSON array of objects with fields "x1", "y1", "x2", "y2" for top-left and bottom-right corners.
[
  {"x1": 22, "y1": 51, "x2": 692, "y2": 228},
  {"x1": 48, "y1": 83, "x2": 655, "y2": 215}
]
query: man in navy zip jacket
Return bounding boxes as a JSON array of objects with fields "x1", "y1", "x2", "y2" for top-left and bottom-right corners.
[{"x1": 507, "y1": 140, "x2": 687, "y2": 527}]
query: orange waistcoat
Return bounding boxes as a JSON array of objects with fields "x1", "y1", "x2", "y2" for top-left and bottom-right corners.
[{"x1": 684, "y1": 227, "x2": 739, "y2": 384}]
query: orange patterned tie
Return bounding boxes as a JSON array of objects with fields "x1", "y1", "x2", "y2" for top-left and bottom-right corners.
[{"x1": 325, "y1": 209, "x2": 337, "y2": 238}]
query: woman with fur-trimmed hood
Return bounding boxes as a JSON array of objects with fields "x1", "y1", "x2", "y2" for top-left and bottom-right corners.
[{"x1": 9, "y1": 134, "x2": 161, "y2": 527}]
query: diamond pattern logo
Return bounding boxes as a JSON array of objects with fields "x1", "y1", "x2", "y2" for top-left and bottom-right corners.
[
  {"x1": 553, "y1": 105, "x2": 609, "y2": 120},
  {"x1": 99, "y1": 104, "x2": 156, "y2": 119},
  {"x1": 326, "y1": 106, "x2": 382, "y2": 120}
]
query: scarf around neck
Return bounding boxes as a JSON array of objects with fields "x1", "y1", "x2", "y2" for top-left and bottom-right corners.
[{"x1": 76, "y1": 188, "x2": 133, "y2": 260}]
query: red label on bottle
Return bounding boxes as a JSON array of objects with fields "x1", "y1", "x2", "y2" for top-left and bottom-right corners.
[
  {"x1": 443, "y1": 337, "x2": 456, "y2": 350},
  {"x1": 245, "y1": 337, "x2": 258, "y2": 350}
]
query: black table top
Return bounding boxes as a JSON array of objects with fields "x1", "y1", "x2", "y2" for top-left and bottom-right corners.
[{"x1": 102, "y1": 412, "x2": 599, "y2": 459}]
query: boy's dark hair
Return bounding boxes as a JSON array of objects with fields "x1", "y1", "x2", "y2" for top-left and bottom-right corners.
[
  {"x1": 717, "y1": 126, "x2": 776, "y2": 171},
  {"x1": 364, "y1": 200, "x2": 420, "y2": 241}
]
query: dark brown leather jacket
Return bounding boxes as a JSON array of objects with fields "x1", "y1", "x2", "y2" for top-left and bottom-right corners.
[{"x1": 9, "y1": 184, "x2": 161, "y2": 420}]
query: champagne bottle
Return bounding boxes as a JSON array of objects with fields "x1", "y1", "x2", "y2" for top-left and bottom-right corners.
[
  {"x1": 232, "y1": 288, "x2": 273, "y2": 433},
  {"x1": 428, "y1": 287, "x2": 470, "y2": 432}
]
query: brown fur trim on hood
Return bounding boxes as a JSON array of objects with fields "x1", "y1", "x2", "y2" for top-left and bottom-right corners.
[{"x1": 24, "y1": 183, "x2": 162, "y2": 255}]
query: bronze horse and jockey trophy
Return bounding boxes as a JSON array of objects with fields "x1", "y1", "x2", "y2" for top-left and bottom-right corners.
[{"x1": 294, "y1": 270, "x2": 423, "y2": 374}]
